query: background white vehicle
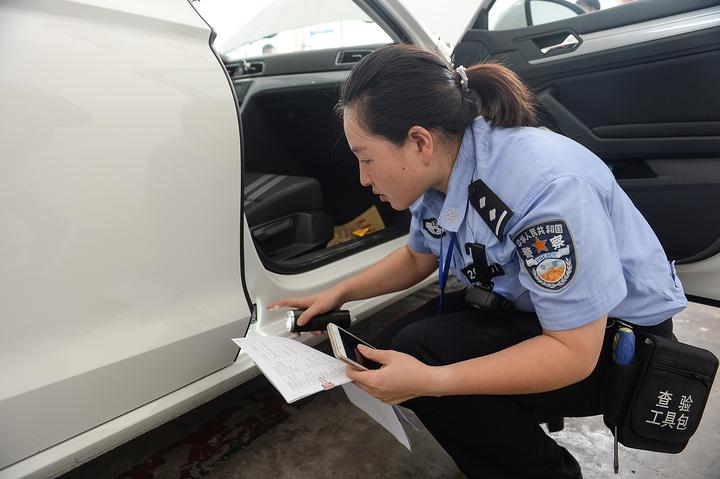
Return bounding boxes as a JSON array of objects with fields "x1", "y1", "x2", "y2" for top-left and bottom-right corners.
[{"x1": 1, "y1": 0, "x2": 718, "y2": 478}]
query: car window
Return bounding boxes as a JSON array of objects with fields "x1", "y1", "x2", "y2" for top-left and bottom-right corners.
[
  {"x1": 489, "y1": 0, "x2": 633, "y2": 31},
  {"x1": 192, "y1": 0, "x2": 393, "y2": 60}
]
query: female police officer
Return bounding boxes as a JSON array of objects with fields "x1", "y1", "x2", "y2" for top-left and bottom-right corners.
[{"x1": 269, "y1": 44, "x2": 687, "y2": 478}]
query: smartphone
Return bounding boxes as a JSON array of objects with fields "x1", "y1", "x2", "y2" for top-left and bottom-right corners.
[{"x1": 327, "y1": 323, "x2": 382, "y2": 371}]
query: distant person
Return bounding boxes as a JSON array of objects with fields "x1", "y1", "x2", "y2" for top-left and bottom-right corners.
[
  {"x1": 262, "y1": 44, "x2": 277, "y2": 55},
  {"x1": 576, "y1": 0, "x2": 601, "y2": 13}
]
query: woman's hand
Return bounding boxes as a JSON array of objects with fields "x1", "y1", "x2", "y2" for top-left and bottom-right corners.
[
  {"x1": 346, "y1": 345, "x2": 438, "y2": 405},
  {"x1": 266, "y1": 287, "x2": 346, "y2": 335}
]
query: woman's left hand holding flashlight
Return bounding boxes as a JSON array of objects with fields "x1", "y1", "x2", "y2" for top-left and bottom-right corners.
[
  {"x1": 345, "y1": 345, "x2": 441, "y2": 405},
  {"x1": 267, "y1": 286, "x2": 346, "y2": 336}
]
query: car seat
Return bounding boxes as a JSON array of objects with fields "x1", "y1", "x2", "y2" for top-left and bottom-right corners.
[{"x1": 244, "y1": 173, "x2": 333, "y2": 261}]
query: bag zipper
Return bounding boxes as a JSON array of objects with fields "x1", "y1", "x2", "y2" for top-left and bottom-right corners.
[{"x1": 654, "y1": 363, "x2": 712, "y2": 387}]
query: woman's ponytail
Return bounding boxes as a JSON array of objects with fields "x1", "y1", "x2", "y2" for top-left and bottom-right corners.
[
  {"x1": 464, "y1": 63, "x2": 536, "y2": 128},
  {"x1": 336, "y1": 44, "x2": 537, "y2": 145}
]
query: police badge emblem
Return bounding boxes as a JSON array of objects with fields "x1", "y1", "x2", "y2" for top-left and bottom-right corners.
[
  {"x1": 422, "y1": 218, "x2": 445, "y2": 238},
  {"x1": 514, "y1": 219, "x2": 576, "y2": 291}
]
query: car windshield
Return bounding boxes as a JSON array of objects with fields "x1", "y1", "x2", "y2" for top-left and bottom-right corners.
[{"x1": 193, "y1": 0, "x2": 393, "y2": 60}]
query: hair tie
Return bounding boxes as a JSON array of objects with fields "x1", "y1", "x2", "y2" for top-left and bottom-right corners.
[{"x1": 455, "y1": 65, "x2": 468, "y2": 93}]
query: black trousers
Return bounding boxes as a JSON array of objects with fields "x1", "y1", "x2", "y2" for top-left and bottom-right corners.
[{"x1": 372, "y1": 289, "x2": 674, "y2": 479}]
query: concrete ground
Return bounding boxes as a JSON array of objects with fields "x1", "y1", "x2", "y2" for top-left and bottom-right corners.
[{"x1": 60, "y1": 284, "x2": 720, "y2": 479}]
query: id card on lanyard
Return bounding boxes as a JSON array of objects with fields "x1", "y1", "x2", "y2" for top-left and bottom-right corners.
[{"x1": 438, "y1": 231, "x2": 458, "y2": 314}]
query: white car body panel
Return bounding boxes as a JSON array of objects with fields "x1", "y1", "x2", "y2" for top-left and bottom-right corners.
[
  {"x1": 0, "y1": 0, "x2": 249, "y2": 474},
  {"x1": 677, "y1": 254, "x2": 720, "y2": 302}
]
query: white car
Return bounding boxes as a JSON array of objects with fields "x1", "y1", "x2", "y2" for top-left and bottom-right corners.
[{"x1": 1, "y1": 0, "x2": 718, "y2": 477}]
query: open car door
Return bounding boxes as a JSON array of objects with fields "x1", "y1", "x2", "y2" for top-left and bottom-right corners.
[{"x1": 453, "y1": 0, "x2": 720, "y2": 303}]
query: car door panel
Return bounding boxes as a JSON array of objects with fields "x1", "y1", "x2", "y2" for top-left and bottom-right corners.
[
  {"x1": 454, "y1": 0, "x2": 720, "y2": 301},
  {"x1": 0, "y1": 0, "x2": 250, "y2": 470}
]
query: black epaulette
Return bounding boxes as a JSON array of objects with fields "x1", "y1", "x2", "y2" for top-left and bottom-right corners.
[{"x1": 468, "y1": 179, "x2": 514, "y2": 240}]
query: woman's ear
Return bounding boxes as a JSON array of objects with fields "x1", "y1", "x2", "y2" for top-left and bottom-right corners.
[{"x1": 406, "y1": 126, "x2": 434, "y2": 164}]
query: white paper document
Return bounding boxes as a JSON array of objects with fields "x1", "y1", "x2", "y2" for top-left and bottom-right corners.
[
  {"x1": 232, "y1": 336, "x2": 351, "y2": 403},
  {"x1": 342, "y1": 383, "x2": 412, "y2": 450},
  {"x1": 232, "y1": 335, "x2": 411, "y2": 450}
]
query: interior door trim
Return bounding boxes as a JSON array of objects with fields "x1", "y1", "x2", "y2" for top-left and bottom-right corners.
[
  {"x1": 528, "y1": 5, "x2": 720, "y2": 65},
  {"x1": 536, "y1": 89, "x2": 720, "y2": 157}
]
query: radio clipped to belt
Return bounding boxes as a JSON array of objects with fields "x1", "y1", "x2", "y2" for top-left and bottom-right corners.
[{"x1": 463, "y1": 242, "x2": 513, "y2": 314}]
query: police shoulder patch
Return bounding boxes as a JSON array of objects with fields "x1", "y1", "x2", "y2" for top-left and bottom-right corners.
[
  {"x1": 422, "y1": 218, "x2": 445, "y2": 238},
  {"x1": 513, "y1": 219, "x2": 576, "y2": 291}
]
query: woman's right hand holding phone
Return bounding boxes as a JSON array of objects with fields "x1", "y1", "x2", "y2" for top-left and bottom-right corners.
[{"x1": 266, "y1": 286, "x2": 346, "y2": 335}]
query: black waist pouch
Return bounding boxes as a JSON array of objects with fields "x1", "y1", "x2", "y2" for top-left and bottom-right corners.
[{"x1": 601, "y1": 333, "x2": 718, "y2": 453}]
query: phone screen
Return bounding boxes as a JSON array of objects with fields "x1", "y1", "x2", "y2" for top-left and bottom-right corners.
[{"x1": 337, "y1": 328, "x2": 382, "y2": 370}]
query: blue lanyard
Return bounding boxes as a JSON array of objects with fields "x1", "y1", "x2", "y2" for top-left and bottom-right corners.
[{"x1": 438, "y1": 232, "x2": 458, "y2": 314}]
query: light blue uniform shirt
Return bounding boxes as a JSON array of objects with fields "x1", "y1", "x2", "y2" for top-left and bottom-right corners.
[{"x1": 408, "y1": 117, "x2": 687, "y2": 331}]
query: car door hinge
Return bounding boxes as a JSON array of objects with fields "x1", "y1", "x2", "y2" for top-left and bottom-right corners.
[{"x1": 250, "y1": 303, "x2": 258, "y2": 325}]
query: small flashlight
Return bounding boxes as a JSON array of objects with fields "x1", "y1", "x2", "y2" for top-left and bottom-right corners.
[{"x1": 286, "y1": 310, "x2": 352, "y2": 333}]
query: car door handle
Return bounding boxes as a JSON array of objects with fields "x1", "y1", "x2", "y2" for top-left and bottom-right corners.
[{"x1": 540, "y1": 34, "x2": 579, "y2": 55}]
